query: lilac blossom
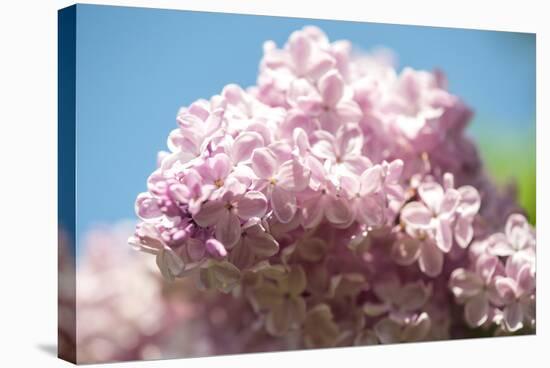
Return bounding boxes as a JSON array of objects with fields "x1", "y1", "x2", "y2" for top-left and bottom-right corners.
[
  {"x1": 128, "y1": 25, "x2": 536, "y2": 351},
  {"x1": 449, "y1": 254, "x2": 503, "y2": 327},
  {"x1": 494, "y1": 248, "x2": 536, "y2": 332}
]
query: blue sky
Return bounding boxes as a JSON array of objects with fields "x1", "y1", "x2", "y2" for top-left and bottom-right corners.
[{"x1": 73, "y1": 4, "x2": 535, "y2": 251}]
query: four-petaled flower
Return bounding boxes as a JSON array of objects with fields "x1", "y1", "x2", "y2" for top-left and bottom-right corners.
[
  {"x1": 193, "y1": 181, "x2": 268, "y2": 248},
  {"x1": 449, "y1": 254, "x2": 503, "y2": 327},
  {"x1": 251, "y1": 265, "x2": 307, "y2": 336}
]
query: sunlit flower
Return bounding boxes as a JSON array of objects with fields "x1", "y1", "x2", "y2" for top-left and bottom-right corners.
[{"x1": 127, "y1": 25, "x2": 536, "y2": 353}]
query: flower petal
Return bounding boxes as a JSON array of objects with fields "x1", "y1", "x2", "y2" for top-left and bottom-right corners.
[
  {"x1": 454, "y1": 216, "x2": 473, "y2": 249},
  {"x1": 288, "y1": 31, "x2": 312, "y2": 75},
  {"x1": 318, "y1": 70, "x2": 344, "y2": 107},
  {"x1": 356, "y1": 195, "x2": 385, "y2": 227},
  {"x1": 418, "y1": 182, "x2": 444, "y2": 214},
  {"x1": 385, "y1": 159, "x2": 404, "y2": 184},
  {"x1": 439, "y1": 188, "x2": 460, "y2": 217},
  {"x1": 360, "y1": 165, "x2": 382, "y2": 196},
  {"x1": 336, "y1": 124, "x2": 363, "y2": 158},
  {"x1": 486, "y1": 233, "x2": 514, "y2": 257},
  {"x1": 396, "y1": 282, "x2": 431, "y2": 312},
  {"x1": 475, "y1": 254, "x2": 498, "y2": 284},
  {"x1": 401, "y1": 313, "x2": 431, "y2": 342},
  {"x1": 231, "y1": 131, "x2": 264, "y2": 163},
  {"x1": 228, "y1": 239, "x2": 255, "y2": 269},
  {"x1": 307, "y1": 53, "x2": 336, "y2": 81},
  {"x1": 341, "y1": 156, "x2": 372, "y2": 177},
  {"x1": 271, "y1": 186, "x2": 297, "y2": 223},
  {"x1": 495, "y1": 277, "x2": 518, "y2": 303},
  {"x1": 464, "y1": 293, "x2": 489, "y2": 327},
  {"x1": 266, "y1": 302, "x2": 291, "y2": 336},
  {"x1": 318, "y1": 110, "x2": 341, "y2": 134},
  {"x1": 199, "y1": 260, "x2": 241, "y2": 293},
  {"x1": 237, "y1": 191, "x2": 268, "y2": 220},
  {"x1": 374, "y1": 318, "x2": 402, "y2": 344},
  {"x1": 435, "y1": 218, "x2": 453, "y2": 252},
  {"x1": 287, "y1": 265, "x2": 307, "y2": 295},
  {"x1": 516, "y1": 263, "x2": 535, "y2": 294},
  {"x1": 186, "y1": 238, "x2": 206, "y2": 261},
  {"x1": 288, "y1": 296, "x2": 307, "y2": 325},
  {"x1": 392, "y1": 237, "x2": 421, "y2": 265},
  {"x1": 449, "y1": 269, "x2": 483, "y2": 299},
  {"x1": 298, "y1": 237, "x2": 328, "y2": 262},
  {"x1": 244, "y1": 225, "x2": 279, "y2": 258},
  {"x1": 457, "y1": 185, "x2": 481, "y2": 216},
  {"x1": 303, "y1": 304, "x2": 340, "y2": 348},
  {"x1": 210, "y1": 153, "x2": 232, "y2": 181},
  {"x1": 252, "y1": 281, "x2": 283, "y2": 309},
  {"x1": 215, "y1": 212, "x2": 241, "y2": 248},
  {"x1": 401, "y1": 202, "x2": 432, "y2": 228},
  {"x1": 419, "y1": 240, "x2": 444, "y2": 277},
  {"x1": 156, "y1": 248, "x2": 185, "y2": 281},
  {"x1": 334, "y1": 100, "x2": 362, "y2": 123},
  {"x1": 251, "y1": 147, "x2": 278, "y2": 179},
  {"x1": 362, "y1": 302, "x2": 390, "y2": 317},
  {"x1": 288, "y1": 79, "x2": 322, "y2": 112},
  {"x1": 503, "y1": 302, "x2": 524, "y2": 332},
  {"x1": 505, "y1": 213, "x2": 528, "y2": 242},
  {"x1": 135, "y1": 193, "x2": 162, "y2": 220},
  {"x1": 325, "y1": 195, "x2": 353, "y2": 225},
  {"x1": 340, "y1": 175, "x2": 360, "y2": 197},
  {"x1": 205, "y1": 238, "x2": 228, "y2": 259},
  {"x1": 277, "y1": 158, "x2": 310, "y2": 192},
  {"x1": 311, "y1": 139, "x2": 336, "y2": 161},
  {"x1": 193, "y1": 200, "x2": 225, "y2": 227},
  {"x1": 302, "y1": 195, "x2": 326, "y2": 229}
]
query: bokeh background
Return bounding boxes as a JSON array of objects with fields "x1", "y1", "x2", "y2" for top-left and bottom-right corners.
[{"x1": 74, "y1": 4, "x2": 535, "y2": 254}]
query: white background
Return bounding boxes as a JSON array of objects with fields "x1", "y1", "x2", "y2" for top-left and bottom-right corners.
[{"x1": 0, "y1": 0, "x2": 546, "y2": 366}]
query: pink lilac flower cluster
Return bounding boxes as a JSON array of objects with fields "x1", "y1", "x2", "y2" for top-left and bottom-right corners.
[
  {"x1": 130, "y1": 26, "x2": 536, "y2": 348},
  {"x1": 72, "y1": 221, "x2": 284, "y2": 363},
  {"x1": 76, "y1": 222, "x2": 178, "y2": 363},
  {"x1": 449, "y1": 214, "x2": 535, "y2": 334}
]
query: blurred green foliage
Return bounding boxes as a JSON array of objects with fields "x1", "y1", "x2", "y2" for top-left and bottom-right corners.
[{"x1": 474, "y1": 122, "x2": 536, "y2": 225}]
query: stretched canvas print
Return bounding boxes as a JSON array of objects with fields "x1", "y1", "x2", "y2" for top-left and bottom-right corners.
[{"x1": 58, "y1": 4, "x2": 536, "y2": 364}]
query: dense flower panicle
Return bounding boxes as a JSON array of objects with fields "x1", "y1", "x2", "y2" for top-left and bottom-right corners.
[
  {"x1": 65, "y1": 222, "x2": 286, "y2": 364},
  {"x1": 76, "y1": 222, "x2": 173, "y2": 363},
  {"x1": 449, "y1": 214, "x2": 536, "y2": 334},
  {"x1": 130, "y1": 26, "x2": 536, "y2": 350}
]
